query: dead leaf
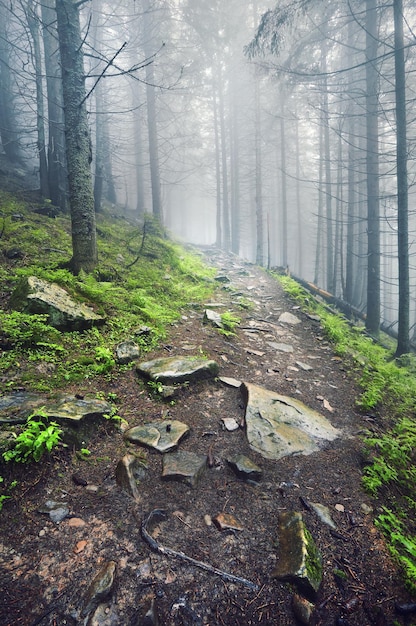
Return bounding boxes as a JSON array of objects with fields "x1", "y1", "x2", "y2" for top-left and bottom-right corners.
[
  {"x1": 323, "y1": 399, "x2": 334, "y2": 412},
  {"x1": 74, "y1": 540, "x2": 87, "y2": 554}
]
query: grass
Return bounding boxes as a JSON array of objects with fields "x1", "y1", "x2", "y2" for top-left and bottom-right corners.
[
  {"x1": 0, "y1": 199, "x2": 215, "y2": 392},
  {"x1": 276, "y1": 273, "x2": 416, "y2": 593}
]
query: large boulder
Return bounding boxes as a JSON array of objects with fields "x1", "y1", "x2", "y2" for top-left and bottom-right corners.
[
  {"x1": 10, "y1": 276, "x2": 105, "y2": 330},
  {"x1": 242, "y1": 382, "x2": 341, "y2": 460}
]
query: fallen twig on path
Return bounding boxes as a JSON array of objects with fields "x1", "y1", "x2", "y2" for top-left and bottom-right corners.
[{"x1": 140, "y1": 509, "x2": 259, "y2": 592}]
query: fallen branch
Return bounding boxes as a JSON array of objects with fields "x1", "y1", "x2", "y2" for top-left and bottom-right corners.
[{"x1": 140, "y1": 509, "x2": 259, "y2": 591}]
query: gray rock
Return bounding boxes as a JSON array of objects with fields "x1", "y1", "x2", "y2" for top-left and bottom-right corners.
[
  {"x1": 242, "y1": 382, "x2": 341, "y2": 460},
  {"x1": 87, "y1": 603, "x2": 119, "y2": 626},
  {"x1": 227, "y1": 454, "x2": 262, "y2": 482},
  {"x1": 115, "y1": 454, "x2": 144, "y2": 500},
  {"x1": 124, "y1": 420, "x2": 189, "y2": 452},
  {"x1": 278, "y1": 311, "x2": 301, "y2": 325},
  {"x1": 49, "y1": 507, "x2": 70, "y2": 523},
  {"x1": 38, "y1": 500, "x2": 70, "y2": 523},
  {"x1": 162, "y1": 450, "x2": 207, "y2": 488},
  {"x1": 116, "y1": 341, "x2": 140, "y2": 364},
  {"x1": 309, "y1": 502, "x2": 337, "y2": 529},
  {"x1": 80, "y1": 561, "x2": 117, "y2": 621},
  {"x1": 43, "y1": 396, "x2": 112, "y2": 423},
  {"x1": 215, "y1": 275, "x2": 231, "y2": 283},
  {"x1": 221, "y1": 417, "x2": 240, "y2": 431},
  {"x1": 218, "y1": 376, "x2": 242, "y2": 388},
  {"x1": 10, "y1": 276, "x2": 105, "y2": 330},
  {"x1": 296, "y1": 361, "x2": 313, "y2": 371},
  {"x1": 272, "y1": 511, "x2": 322, "y2": 598},
  {"x1": 0, "y1": 392, "x2": 47, "y2": 424},
  {"x1": 267, "y1": 342, "x2": 294, "y2": 353},
  {"x1": 137, "y1": 356, "x2": 219, "y2": 384},
  {"x1": 203, "y1": 309, "x2": 223, "y2": 328}
]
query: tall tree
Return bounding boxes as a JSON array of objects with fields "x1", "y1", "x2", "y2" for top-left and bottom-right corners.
[
  {"x1": 41, "y1": 0, "x2": 68, "y2": 211},
  {"x1": 365, "y1": 0, "x2": 381, "y2": 335},
  {"x1": 394, "y1": 0, "x2": 409, "y2": 355},
  {"x1": 56, "y1": 0, "x2": 97, "y2": 273}
]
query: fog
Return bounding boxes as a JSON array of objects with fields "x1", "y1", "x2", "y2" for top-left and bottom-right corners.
[{"x1": 1, "y1": 0, "x2": 416, "y2": 345}]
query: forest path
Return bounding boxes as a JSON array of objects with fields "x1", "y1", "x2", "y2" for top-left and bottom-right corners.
[{"x1": 0, "y1": 246, "x2": 412, "y2": 626}]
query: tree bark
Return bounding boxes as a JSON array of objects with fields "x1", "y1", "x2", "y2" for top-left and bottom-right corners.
[
  {"x1": 394, "y1": 0, "x2": 410, "y2": 356},
  {"x1": 365, "y1": 0, "x2": 381, "y2": 335},
  {"x1": 56, "y1": 0, "x2": 97, "y2": 274},
  {"x1": 41, "y1": 0, "x2": 68, "y2": 212}
]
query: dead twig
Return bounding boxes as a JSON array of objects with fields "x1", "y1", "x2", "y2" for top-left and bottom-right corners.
[{"x1": 140, "y1": 509, "x2": 259, "y2": 591}]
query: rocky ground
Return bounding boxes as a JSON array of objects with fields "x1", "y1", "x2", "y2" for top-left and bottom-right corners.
[{"x1": 0, "y1": 247, "x2": 414, "y2": 626}]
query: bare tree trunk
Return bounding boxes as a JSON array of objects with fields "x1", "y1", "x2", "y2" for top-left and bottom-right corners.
[
  {"x1": 41, "y1": 0, "x2": 68, "y2": 211},
  {"x1": 0, "y1": 3, "x2": 22, "y2": 163},
  {"x1": 143, "y1": 0, "x2": 162, "y2": 222},
  {"x1": 218, "y1": 65, "x2": 230, "y2": 251},
  {"x1": 56, "y1": 0, "x2": 97, "y2": 274},
  {"x1": 26, "y1": 0, "x2": 49, "y2": 197},
  {"x1": 394, "y1": 0, "x2": 410, "y2": 356},
  {"x1": 280, "y1": 97, "x2": 288, "y2": 268},
  {"x1": 365, "y1": 0, "x2": 381, "y2": 335},
  {"x1": 213, "y1": 84, "x2": 222, "y2": 247},
  {"x1": 254, "y1": 70, "x2": 263, "y2": 265},
  {"x1": 321, "y1": 38, "x2": 334, "y2": 294}
]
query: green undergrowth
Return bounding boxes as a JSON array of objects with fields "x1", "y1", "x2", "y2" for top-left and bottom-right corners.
[
  {"x1": 0, "y1": 197, "x2": 215, "y2": 392},
  {"x1": 277, "y1": 273, "x2": 416, "y2": 593}
]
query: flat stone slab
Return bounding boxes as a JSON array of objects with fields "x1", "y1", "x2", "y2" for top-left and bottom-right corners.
[
  {"x1": 267, "y1": 342, "x2": 294, "y2": 353},
  {"x1": 137, "y1": 356, "x2": 219, "y2": 384},
  {"x1": 242, "y1": 382, "x2": 341, "y2": 460},
  {"x1": 124, "y1": 420, "x2": 189, "y2": 452},
  {"x1": 162, "y1": 450, "x2": 207, "y2": 488},
  {"x1": 10, "y1": 276, "x2": 105, "y2": 330},
  {"x1": 43, "y1": 396, "x2": 112, "y2": 423},
  {"x1": 0, "y1": 392, "x2": 47, "y2": 424},
  {"x1": 116, "y1": 341, "x2": 140, "y2": 364},
  {"x1": 278, "y1": 311, "x2": 301, "y2": 325},
  {"x1": 272, "y1": 511, "x2": 322, "y2": 598},
  {"x1": 227, "y1": 454, "x2": 262, "y2": 482}
]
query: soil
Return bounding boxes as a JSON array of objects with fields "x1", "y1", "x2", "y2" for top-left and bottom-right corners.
[{"x1": 0, "y1": 247, "x2": 414, "y2": 626}]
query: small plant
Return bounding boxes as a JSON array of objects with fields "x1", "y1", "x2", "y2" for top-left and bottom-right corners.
[
  {"x1": 80, "y1": 448, "x2": 91, "y2": 457},
  {"x1": 375, "y1": 507, "x2": 416, "y2": 592},
  {"x1": 94, "y1": 346, "x2": 116, "y2": 373},
  {"x1": 103, "y1": 406, "x2": 127, "y2": 426},
  {"x1": 148, "y1": 380, "x2": 164, "y2": 397},
  {"x1": 219, "y1": 311, "x2": 241, "y2": 337},
  {"x1": 0, "y1": 477, "x2": 18, "y2": 512},
  {"x1": 2, "y1": 409, "x2": 62, "y2": 463}
]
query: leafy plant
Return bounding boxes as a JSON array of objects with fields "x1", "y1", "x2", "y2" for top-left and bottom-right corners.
[
  {"x1": 375, "y1": 507, "x2": 416, "y2": 592},
  {"x1": 3, "y1": 409, "x2": 62, "y2": 463},
  {"x1": 219, "y1": 310, "x2": 241, "y2": 337},
  {"x1": 0, "y1": 477, "x2": 18, "y2": 512}
]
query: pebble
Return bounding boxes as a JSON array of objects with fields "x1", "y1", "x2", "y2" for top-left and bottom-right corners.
[
  {"x1": 74, "y1": 540, "x2": 87, "y2": 553},
  {"x1": 85, "y1": 485, "x2": 99, "y2": 493},
  {"x1": 335, "y1": 503, "x2": 345, "y2": 513}
]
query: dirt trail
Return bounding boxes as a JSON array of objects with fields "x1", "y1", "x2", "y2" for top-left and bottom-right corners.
[{"x1": 0, "y1": 247, "x2": 412, "y2": 626}]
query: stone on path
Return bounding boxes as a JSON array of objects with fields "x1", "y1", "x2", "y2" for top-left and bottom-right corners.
[
  {"x1": 219, "y1": 376, "x2": 242, "y2": 388},
  {"x1": 115, "y1": 454, "x2": 144, "y2": 500},
  {"x1": 221, "y1": 417, "x2": 240, "y2": 432},
  {"x1": 267, "y1": 342, "x2": 294, "y2": 353},
  {"x1": 124, "y1": 420, "x2": 189, "y2": 453},
  {"x1": 309, "y1": 502, "x2": 336, "y2": 530},
  {"x1": 80, "y1": 561, "x2": 117, "y2": 620},
  {"x1": 162, "y1": 450, "x2": 207, "y2": 488},
  {"x1": 116, "y1": 341, "x2": 140, "y2": 364},
  {"x1": 272, "y1": 511, "x2": 322, "y2": 598},
  {"x1": 278, "y1": 311, "x2": 301, "y2": 325},
  {"x1": 137, "y1": 355, "x2": 219, "y2": 384},
  {"x1": 227, "y1": 454, "x2": 262, "y2": 482},
  {"x1": 10, "y1": 275, "x2": 105, "y2": 330},
  {"x1": 43, "y1": 396, "x2": 113, "y2": 423},
  {"x1": 242, "y1": 382, "x2": 341, "y2": 461},
  {"x1": 203, "y1": 309, "x2": 223, "y2": 328}
]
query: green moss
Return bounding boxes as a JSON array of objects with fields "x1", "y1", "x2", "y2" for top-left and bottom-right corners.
[{"x1": 304, "y1": 526, "x2": 322, "y2": 590}]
